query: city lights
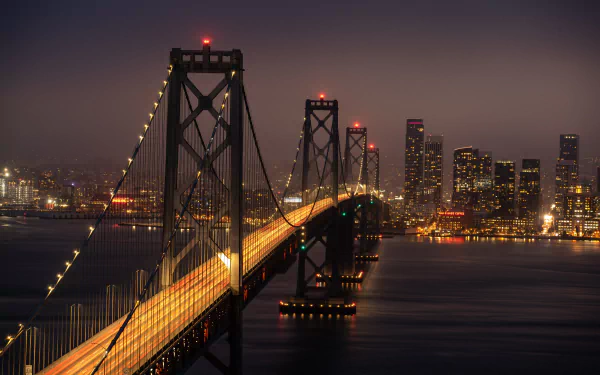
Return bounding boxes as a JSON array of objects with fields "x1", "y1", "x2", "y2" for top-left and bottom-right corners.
[{"x1": 2, "y1": 28, "x2": 599, "y2": 375}]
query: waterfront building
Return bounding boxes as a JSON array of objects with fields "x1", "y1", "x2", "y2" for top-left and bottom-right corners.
[
  {"x1": 564, "y1": 183, "x2": 596, "y2": 220},
  {"x1": 556, "y1": 218, "x2": 600, "y2": 236},
  {"x1": 452, "y1": 147, "x2": 494, "y2": 213},
  {"x1": 583, "y1": 219, "x2": 600, "y2": 234},
  {"x1": 0, "y1": 177, "x2": 6, "y2": 199},
  {"x1": 452, "y1": 147, "x2": 475, "y2": 210},
  {"x1": 518, "y1": 159, "x2": 541, "y2": 226},
  {"x1": 555, "y1": 134, "x2": 579, "y2": 217},
  {"x1": 480, "y1": 217, "x2": 535, "y2": 234},
  {"x1": 437, "y1": 210, "x2": 473, "y2": 232},
  {"x1": 6, "y1": 179, "x2": 34, "y2": 205},
  {"x1": 555, "y1": 160, "x2": 577, "y2": 217},
  {"x1": 423, "y1": 134, "x2": 443, "y2": 211},
  {"x1": 493, "y1": 161, "x2": 516, "y2": 217},
  {"x1": 403, "y1": 119, "x2": 424, "y2": 214},
  {"x1": 473, "y1": 150, "x2": 494, "y2": 213}
]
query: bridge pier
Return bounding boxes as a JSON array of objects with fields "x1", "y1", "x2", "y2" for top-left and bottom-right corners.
[
  {"x1": 358, "y1": 201, "x2": 368, "y2": 254},
  {"x1": 320, "y1": 207, "x2": 357, "y2": 286},
  {"x1": 353, "y1": 196, "x2": 381, "y2": 262},
  {"x1": 295, "y1": 237, "x2": 307, "y2": 297},
  {"x1": 280, "y1": 206, "x2": 358, "y2": 316}
]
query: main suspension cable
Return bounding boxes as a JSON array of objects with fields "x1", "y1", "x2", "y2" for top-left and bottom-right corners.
[
  {"x1": 242, "y1": 84, "x2": 330, "y2": 228},
  {"x1": 0, "y1": 71, "x2": 173, "y2": 358}
]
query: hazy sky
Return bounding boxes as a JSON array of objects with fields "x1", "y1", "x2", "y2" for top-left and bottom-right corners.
[{"x1": 2, "y1": 0, "x2": 599, "y2": 183}]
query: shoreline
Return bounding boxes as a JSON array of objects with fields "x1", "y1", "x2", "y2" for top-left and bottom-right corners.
[
  {"x1": 455, "y1": 233, "x2": 600, "y2": 242},
  {"x1": 380, "y1": 229, "x2": 600, "y2": 242}
]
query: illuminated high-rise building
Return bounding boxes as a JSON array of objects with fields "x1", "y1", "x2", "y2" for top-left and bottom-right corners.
[
  {"x1": 555, "y1": 160, "x2": 577, "y2": 217},
  {"x1": 559, "y1": 134, "x2": 579, "y2": 165},
  {"x1": 423, "y1": 134, "x2": 443, "y2": 210},
  {"x1": 6, "y1": 179, "x2": 34, "y2": 205},
  {"x1": 452, "y1": 147, "x2": 475, "y2": 210},
  {"x1": 0, "y1": 168, "x2": 9, "y2": 199},
  {"x1": 403, "y1": 119, "x2": 424, "y2": 213},
  {"x1": 564, "y1": 183, "x2": 595, "y2": 220},
  {"x1": 473, "y1": 150, "x2": 494, "y2": 213},
  {"x1": 555, "y1": 134, "x2": 579, "y2": 217},
  {"x1": 452, "y1": 147, "x2": 494, "y2": 212},
  {"x1": 0, "y1": 177, "x2": 6, "y2": 199},
  {"x1": 518, "y1": 159, "x2": 541, "y2": 225},
  {"x1": 474, "y1": 151, "x2": 493, "y2": 189},
  {"x1": 494, "y1": 160, "x2": 516, "y2": 217}
]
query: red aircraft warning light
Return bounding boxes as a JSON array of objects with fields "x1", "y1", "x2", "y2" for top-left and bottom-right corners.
[
  {"x1": 203, "y1": 38, "x2": 211, "y2": 45},
  {"x1": 319, "y1": 93, "x2": 325, "y2": 100},
  {"x1": 354, "y1": 122, "x2": 360, "y2": 128},
  {"x1": 369, "y1": 144, "x2": 375, "y2": 149}
]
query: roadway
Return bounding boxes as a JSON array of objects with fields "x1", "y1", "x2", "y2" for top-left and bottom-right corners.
[{"x1": 39, "y1": 194, "x2": 351, "y2": 374}]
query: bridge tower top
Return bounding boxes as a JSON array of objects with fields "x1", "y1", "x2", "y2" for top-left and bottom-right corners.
[
  {"x1": 301, "y1": 96, "x2": 340, "y2": 206},
  {"x1": 367, "y1": 145, "x2": 380, "y2": 195},
  {"x1": 345, "y1": 124, "x2": 368, "y2": 194}
]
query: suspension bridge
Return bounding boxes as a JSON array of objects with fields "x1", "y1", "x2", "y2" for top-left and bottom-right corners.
[{"x1": 1, "y1": 42, "x2": 383, "y2": 375}]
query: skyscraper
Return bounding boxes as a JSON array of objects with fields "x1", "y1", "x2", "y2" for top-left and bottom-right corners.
[
  {"x1": 423, "y1": 134, "x2": 443, "y2": 210},
  {"x1": 452, "y1": 147, "x2": 494, "y2": 212},
  {"x1": 452, "y1": 146, "x2": 475, "y2": 210},
  {"x1": 564, "y1": 183, "x2": 595, "y2": 220},
  {"x1": 494, "y1": 160, "x2": 516, "y2": 217},
  {"x1": 555, "y1": 160, "x2": 578, "y2": 217},
  {"x1": 559, "y1": 134, "x2": 579, "y2": 165},
  {"x1": 473, "y1": 150, "x2": 494, "y2": 213},
  {"x1": 555, "y1": 134, "x2": 579, "y2": 217},
  {"x1": 518, "y1": 159, "x2": 541, "y2": 225},
  {"x1": 404, "y1": 119, "x2": 424, "y2": 213}
]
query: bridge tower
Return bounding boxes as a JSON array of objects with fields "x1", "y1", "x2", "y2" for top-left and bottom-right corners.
[
  {"x1": 367, "y1": 145, "x2": 382, "y2": 233},
  {"x1": 297, "y1": 97, "x2": 342, "y2": 297},
  {"x1": 354, "y1": 145, "x2": 382, "y2": 259},
  {"x1": 280, "y1": 96, "x2": 359, "y2": 316},
  {"x1": 301, "y1": 97, "x2": 340, "y2": 206},
  {"x1": 161, "y1": 43, "x2": 244, "y2": 374},
  {"x1": 344, "y1": 124, "x2": 368, "y2": 193},
  {"x1": 367, "y1": 145, "x2": 380, "y2": 195}
]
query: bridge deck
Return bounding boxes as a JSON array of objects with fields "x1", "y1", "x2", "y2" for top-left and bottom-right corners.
[{"x1": 40, "y1": 195, "x2": 350, "y2": 374}]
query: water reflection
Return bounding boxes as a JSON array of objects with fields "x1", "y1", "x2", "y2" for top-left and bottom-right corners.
[{"x1": 2, "y1": 218, "x2": 600, "y2": 374}]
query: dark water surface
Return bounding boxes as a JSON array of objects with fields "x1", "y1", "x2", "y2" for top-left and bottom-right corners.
[
  {"x1": 2, "y1": 217, "x2": 600, "y2": 374},
  {"x1": 197, "y1": 235, "x2": 600, "y2": 374}
]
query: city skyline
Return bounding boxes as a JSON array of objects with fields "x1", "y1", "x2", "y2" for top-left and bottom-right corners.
[
  {"x1": 2, "y1": 3, "x2": 600, "y2": 374},
  {"x1": 1, "y1": 1, "x2": 599, "y2": 179}
]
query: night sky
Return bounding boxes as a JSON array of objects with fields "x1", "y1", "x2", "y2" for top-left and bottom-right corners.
[{"x1": 2, "y1": 0, "x2": 600, "y2": 183}]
